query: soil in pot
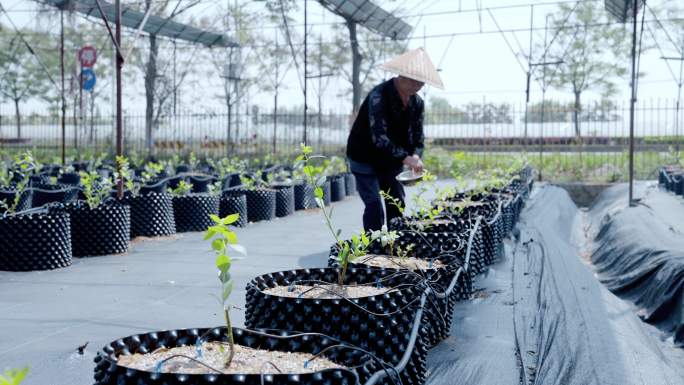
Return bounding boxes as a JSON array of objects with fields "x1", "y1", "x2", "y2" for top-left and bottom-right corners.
[
  {"x1": 352, "y1": 254, "x2": 446, "y2": 270},
  {"x1": 117, "y1": 342, "x2": 343, "y2": 374},
  {"x1": 95, "y1": 327, "x2": 368, "y2": 385},
  {"x1": 263, "y1": 283, "x2": 392, "y2": 299}
]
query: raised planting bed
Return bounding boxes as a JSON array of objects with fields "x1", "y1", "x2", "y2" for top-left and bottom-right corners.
[
  {"x1": 219, "y1": 192, "x2": 247, "y2": 227},
  {"x1": 124, "y1": 193, "x2": 176, "y2": 238},
  {"x1": 94, "y1": 327, "x2": 372, "y2": 385},
  {"x1": 246, "y1": 266, "x2": 437, "y2": 385},
  {"x1": 172, "y1": 194, "x2": 220, "y2": 233},
  {"x1": 66, "y1": 201, "x2": 130, "y2": 257},
  {"x1": 0, "y1": 205, "x2": 72, "y2": 271}
]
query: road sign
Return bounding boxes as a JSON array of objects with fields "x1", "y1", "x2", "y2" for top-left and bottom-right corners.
[
  {"x1": 81, "y1": 68, "x2": 96, "y2": 91},
  {"x1": 78, "y1": 46, "x2": 97, "y2": 67}
]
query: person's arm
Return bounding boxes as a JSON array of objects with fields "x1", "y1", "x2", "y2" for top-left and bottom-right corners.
[{"x1": 368, "y1": 89, "x2": 410, "y2": 161}]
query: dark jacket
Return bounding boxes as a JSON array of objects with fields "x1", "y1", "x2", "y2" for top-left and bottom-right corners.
[{"x1": 346, "y1": 79, "x2": 425, "y2": 171}]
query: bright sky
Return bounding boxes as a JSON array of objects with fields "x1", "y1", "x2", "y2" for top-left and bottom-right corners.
[{"x1": 0, "y1": 0, "x2": 681, "y2": 114}]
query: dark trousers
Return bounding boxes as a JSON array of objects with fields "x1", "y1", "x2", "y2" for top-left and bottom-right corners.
[{"x1": 353, "y1": 168, "x2": 405, "y2": 232}]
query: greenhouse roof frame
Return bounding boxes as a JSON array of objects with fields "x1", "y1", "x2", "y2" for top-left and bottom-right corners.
[
  {"x1": 317, "y1": 0, "x2": 412, "y2": 40},
  {"x1": 43, "y1": 0, "x2": 239, "y2": 48}
]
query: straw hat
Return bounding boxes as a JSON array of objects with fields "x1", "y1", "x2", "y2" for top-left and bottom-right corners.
[{"x1": 380, "y1": 47, "x2": 444, "y2": 89}]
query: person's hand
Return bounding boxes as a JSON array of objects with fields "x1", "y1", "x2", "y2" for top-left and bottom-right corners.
[{"x1": 403, "y1": 154, "x2": 424, "y2": 173}]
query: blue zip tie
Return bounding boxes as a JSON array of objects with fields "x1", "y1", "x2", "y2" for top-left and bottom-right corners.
[
  {"x1": 154, "y1": 359, "x2": 165, "y2": 374},
  {"x1": 195, "y1": 338, "x2": 203, "y2": 358}
]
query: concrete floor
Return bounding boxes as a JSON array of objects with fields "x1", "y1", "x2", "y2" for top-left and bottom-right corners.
[{"x1": 0, "y1": 191, "x2": 368, "y2": 385}]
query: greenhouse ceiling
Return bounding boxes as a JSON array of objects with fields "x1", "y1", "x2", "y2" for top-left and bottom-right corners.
[
  {"x1": 43, "y1": 0, "x2": 239, "y2": 48},
  {"x1": 317, "y1": 0, "x2": 412, "y2": 40}
]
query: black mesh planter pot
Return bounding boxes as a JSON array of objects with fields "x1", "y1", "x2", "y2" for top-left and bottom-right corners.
[
  {"x1": 125, "y1": 193, "x2": 176, "y2": 238},
  {"x1": 94, "y1": 327, "x2": 372, "y2": 385},
  {"x1": 326, "y1": 245, "x2": 463, "y2": 348},
  {"x1": 322, "y1": 180, "x2": 332, "y2": 207},
  {"x1": 30, "y1": 187, "x2": 80, "y2": 209},
  {"x1": 294, "y1": 183, "x2": 315, "y2": 210},
  {"x1": 328, "y1": 176, "x2": 346, "y2": 202},
  {"x1": 0, "y1": 189, "x2": 31, "y2": 214},
  {"x1": 246, "y1": 267, "x2": 431, "y2": 385},
  {"x1": 66, "y1": 202, "x2": 130, "y2": 257},
  {"x1": 272, "y1": 185, "x2": 295, "y2": 218},
  {"x1": 172, "y1": 194, "x2": 220, "y2": 233},
  {"x1": 220, "y1": 193, "x2": 248, "y2": 227},
  {"x1": 343, "y1": 173, "x2": 356, "y2": 196},
  {"x1": 0, "y1": 206, "x2": 72, "y2": 271},
  {"x1": 230, "y1": 188, "x2": 276, "y2": 223}
]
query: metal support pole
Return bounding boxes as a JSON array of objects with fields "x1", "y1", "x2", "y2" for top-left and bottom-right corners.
[
  {"x1": 115, "y1": 0, "x2": 124, "y2": 198},
  {"x1": 303, "y1": 0, "x2": 308, "y2": 145},
  {"x1": 627, "y1": 0, "x2": 638, "y2": 206},
  {"x1": 60, "y1": 9, "x2": 66, "y2": 165}
]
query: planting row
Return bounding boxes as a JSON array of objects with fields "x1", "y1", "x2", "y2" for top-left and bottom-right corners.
[
  {"x1": 0, "y1": 152, "x2": 355, "y2": 271},
  {"x1": 92, "y1": 147, "x2": 535, "y2": 385}
]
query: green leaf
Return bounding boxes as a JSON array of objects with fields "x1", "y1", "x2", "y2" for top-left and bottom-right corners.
[
  {"x1": 211, "y1": 238, "x2": 225, "y2": 252},
  {"x1": 215, "y1": 254, "x2": 231, "y2": 271},
  {"x1": 314, "y1": 187, "x2": 323, "y2": 199},
  {"x1": 221, "y1": 213, "x2": 240, "y2": 225},
  {"x1": 225, "y1": 231, "x2": 238, "y2": 244},
  {"x1": 203, "y1": 228, "x2": 217, "y2": 240},
  {"x1": 209, "y1": 214, "x2": 222, "y2": 224}
]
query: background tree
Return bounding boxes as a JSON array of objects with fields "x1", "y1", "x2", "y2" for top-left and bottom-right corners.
[
  {"x1": 542, "y1": 1, "x2": 630, "y2": 138},
  {"x1": 324, "y1": 23, "x2": 403, "y2": 113},
  {"x1": 0, "y1": 31, "x2": 50, "y2": 138}
]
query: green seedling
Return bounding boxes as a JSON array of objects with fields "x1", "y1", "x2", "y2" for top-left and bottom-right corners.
[
  {"x1": 170, "y1": 180, "x2": 194, "y2": 197},
  {"x1": 115, "y1": 156, "x2": 136, "y2": 195},
  {"x1": 142, "y1": 162, "x2": 164, "y2": 183},
  {"x1": 296, "y1": 143, "x2": 368, "y2": 287},
  {"x1": 1, "y1": 152, "x2": 36, "y2": 214},
  {"x1": 0, "y1": 367, "x2": 28, "y2": 385},
  {"x1": 79, "y1": 171, "x2": 113, "y2": 210},
  {"x1": 370, "y1": 225, "x2": 400, "y2": 257},
  {"x1": 204, "y1": 213, "x2": 245, "y2": 369}
]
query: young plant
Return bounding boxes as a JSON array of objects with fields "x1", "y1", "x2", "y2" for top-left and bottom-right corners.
[
  {"x1": 239, "y1": 175, "x2": 262, "y2": 191},
  {"x1": 0, "y1": 367, "x2": 28, "y2": 385},
  {"x1": 296, "y1": 144, "x2": 367, "y2": 287},
  {"x1": 114, "y1": 156, "x2": 137, "y2": 195},
  {"x1": 204, "y1": 213, "x2": 245, "y2": 369},
  {"x1": 79, "y1": 171, "x2": 113, "y2": 210},
  {"x1": 0, "y1": 152, "x2": 37, "y2": 214},
  {"x1": 370, "y1": 225, "x2": 399, "y2": 257},
  {"x1": 142, "y1": 162, "x2": 164, "y2": 183},
  {"x1": 170, "y1": 180, "x2": 193, "y2": 197},
  {"x1": 188, "y1": 152, "x2": 200, "y2": 171}
]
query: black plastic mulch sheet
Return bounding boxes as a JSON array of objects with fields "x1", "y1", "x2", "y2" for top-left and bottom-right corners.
[
  {"x1": 425, "y1": 185, "x2": 684, "y2": 385},
  {"x1": 589, "y1": 182, "x2": 684, "y2": 347}
]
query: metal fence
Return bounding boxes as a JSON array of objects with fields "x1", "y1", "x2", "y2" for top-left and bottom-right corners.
[{"x1": 0, "y1": 99, "x2": 682, "y2": 181}]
